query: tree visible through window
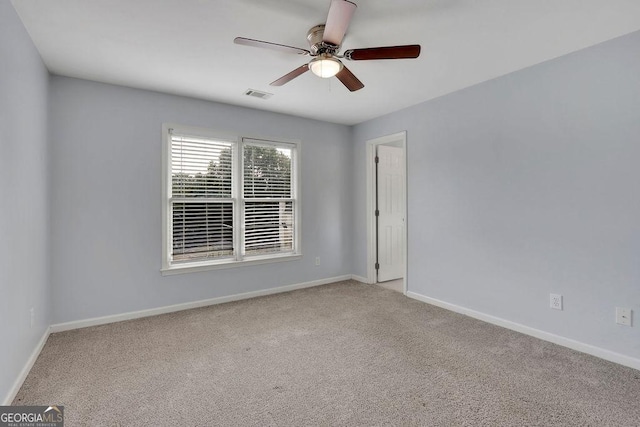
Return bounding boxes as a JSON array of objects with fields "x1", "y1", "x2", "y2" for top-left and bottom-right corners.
[{"x1": 163, "y1": 126, "x2": 299, "y2": 272}]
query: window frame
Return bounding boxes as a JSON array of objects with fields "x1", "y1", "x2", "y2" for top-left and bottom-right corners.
[{"x1": 161, "y1": 123, "x2": 301, "y2": 275}]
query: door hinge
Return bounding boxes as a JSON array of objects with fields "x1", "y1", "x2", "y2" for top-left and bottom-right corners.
[
  {"x1": 374, "y1": 156, "x2": 379, "y2": 164},
  {"x1": 375, "y1": 262, "x2": 380, "y2": 270}
]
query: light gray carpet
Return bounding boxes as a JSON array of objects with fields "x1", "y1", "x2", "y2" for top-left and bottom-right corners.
[{"x1": 14, "y1": 281, "x2": 640, "y2": 426}]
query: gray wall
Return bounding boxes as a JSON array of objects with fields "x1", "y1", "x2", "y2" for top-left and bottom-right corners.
[
  {"x1": 49, "y1": 77, "x2": 353, "y2": 324},
  {"x1": 353, "y1": 31, "x2": 640, "y2": 359},
  {"x1": 0, "y1": 1, "x2": 51, "y2": 402}
]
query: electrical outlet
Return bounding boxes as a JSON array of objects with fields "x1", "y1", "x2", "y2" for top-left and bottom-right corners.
[
  {"x1": 616, "y1": 307, "x2": 632, "y2": 326},
  {"x1": 315, "y1": 256, "x2": 320, "y2": 266},
  {"x1": 550, "y1": 294, "x2": 563, "y2": 310},
  {"x1": 30, "y1": 307, "x2": 35, "y2": 328}
]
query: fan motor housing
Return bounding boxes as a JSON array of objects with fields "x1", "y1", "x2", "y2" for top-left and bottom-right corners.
[{"x1": 307, "y1": 25, "x2": 340, "y2": 55}]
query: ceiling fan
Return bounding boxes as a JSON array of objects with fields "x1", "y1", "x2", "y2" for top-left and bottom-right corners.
[{"x1": 234, "y1": 0, "x2": 421, "y2": 92}]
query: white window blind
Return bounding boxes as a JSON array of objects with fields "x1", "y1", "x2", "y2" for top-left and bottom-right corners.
[
  {"x1": 164, "y1": 127, "x2": 300, "y2": 272},
  {"x1": 170, "y1": 134, "x2": 235, "y2": 263},
  {"x1": 243, "y1": 142, "x2": 294, "y2": 256}
]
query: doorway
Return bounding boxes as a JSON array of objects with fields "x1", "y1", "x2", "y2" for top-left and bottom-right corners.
[{"x1": 366, "y1": 132, "x2": 407, "y2": 294}]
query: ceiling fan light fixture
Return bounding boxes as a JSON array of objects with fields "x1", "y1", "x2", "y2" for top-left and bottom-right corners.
[{"x1": 309, "y1": 55, "x2": 343, "y2": 78}]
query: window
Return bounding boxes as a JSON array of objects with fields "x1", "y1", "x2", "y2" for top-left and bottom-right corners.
[{"x1": 162, "y1": 124, "x2": 300, "y2": 274}]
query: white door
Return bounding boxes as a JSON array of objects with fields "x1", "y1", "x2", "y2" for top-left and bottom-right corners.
[{"x1": 377, "y1": 145, "x2": 404, "y2": 282}]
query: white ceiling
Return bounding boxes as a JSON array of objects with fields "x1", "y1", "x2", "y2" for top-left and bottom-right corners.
[{"x1": 12, "y1": 0, "x2": 640, "y2": 125}]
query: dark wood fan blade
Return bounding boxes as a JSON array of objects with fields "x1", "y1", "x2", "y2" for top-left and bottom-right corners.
[
  {"x1": 323, "y1": 0, "x2": 357, "y2": 46},
  {"x1": 335, "y1": 66, "x2": 364, "y2": 92},
  {"x1": 270, "y1": 64, "x2": 310, "y2": 86},
  {"x1": 234, "y1": 37, "x2": 310, "y2": 55},
  {"x1": 344, "y1": 45, "x2": 421, "y2": 60}
]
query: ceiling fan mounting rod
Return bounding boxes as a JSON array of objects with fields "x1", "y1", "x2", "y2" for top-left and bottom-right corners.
[{"x1": 307, "y1": 25, "x2": 340, "y2": 56}]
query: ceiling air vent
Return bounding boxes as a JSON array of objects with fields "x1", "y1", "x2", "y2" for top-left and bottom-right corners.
[{"x1": 244, "y1": 89, "x2": 273, "y2": 100}]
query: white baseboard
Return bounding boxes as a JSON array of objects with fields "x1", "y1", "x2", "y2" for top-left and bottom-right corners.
[
  {"x1": 406, "y1": 291, "x2": 640, "y2": 372},
  {"x1": 3, "y1": 327, "x2": 50, "y2": 405},
  {"x1": 51, "y1": 275, "x2": 352, "y2": 333},
  {"x1": 350, "y1": 275, "x2": 370, "y2": 284}
]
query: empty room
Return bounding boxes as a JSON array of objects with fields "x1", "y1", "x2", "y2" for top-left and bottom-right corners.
[{"x1": 2, "y1": 0, "x2": 640, "y2": 425}]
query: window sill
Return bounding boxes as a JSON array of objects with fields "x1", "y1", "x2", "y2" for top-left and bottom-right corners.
[{"x1": 161, "y1": 253, "x2": 302, "y2": 276}]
